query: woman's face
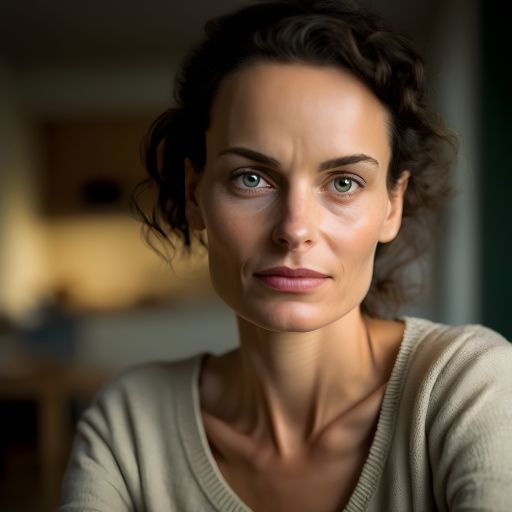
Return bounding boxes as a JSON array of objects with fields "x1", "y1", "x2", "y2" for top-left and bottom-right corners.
[{"x1": 185, "y1": 63, "x2": 408, "y2": 332}]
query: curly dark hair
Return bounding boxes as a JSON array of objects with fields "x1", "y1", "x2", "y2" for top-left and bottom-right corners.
[{"x1": 131, "y1": 0, "x2": 456, "y2": 318}]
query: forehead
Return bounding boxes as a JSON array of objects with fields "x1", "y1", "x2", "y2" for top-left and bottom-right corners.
[{"x1": 207, "y1": 62, "x2": 391, "y2": 166}]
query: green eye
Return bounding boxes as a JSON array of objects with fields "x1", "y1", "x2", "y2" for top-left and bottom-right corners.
[
  {"x1": 242, "y1": 173, "x2": 261, "y2": 187},
  {"x1": 333, "y1": 177, "x2": 353, "y2": 193}
]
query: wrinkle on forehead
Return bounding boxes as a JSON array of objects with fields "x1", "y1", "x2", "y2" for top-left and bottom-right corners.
[{"x1": 206, "y1": 62, "x2": 392, "y2": 173}]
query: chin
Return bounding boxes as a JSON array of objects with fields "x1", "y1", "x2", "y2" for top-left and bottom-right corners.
[{"x1": 237, "y1": 300, "x2": 349, "y2": 333}]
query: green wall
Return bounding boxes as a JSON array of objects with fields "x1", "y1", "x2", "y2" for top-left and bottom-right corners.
[{"x1": 481, "y1": 2, "x2": 512, "y2": 339}]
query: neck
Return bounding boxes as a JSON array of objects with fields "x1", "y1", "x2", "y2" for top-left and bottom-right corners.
[{"x1": 225, "y1": 308, "x2": 380, "y2": 458}]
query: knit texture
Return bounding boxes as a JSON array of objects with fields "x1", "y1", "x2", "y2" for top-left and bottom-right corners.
[{"x1": 59, "y1": 317, "x2": 512, "y2": 511}]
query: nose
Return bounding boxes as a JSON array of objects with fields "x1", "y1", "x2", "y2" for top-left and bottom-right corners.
[{"x1": 271, "y1": 186, "x2": 317, "y2": 251}]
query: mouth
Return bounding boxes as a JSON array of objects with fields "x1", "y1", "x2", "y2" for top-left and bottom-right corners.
[{"x1": 254, "y1": 266, "x2": 330, "y2": 293}]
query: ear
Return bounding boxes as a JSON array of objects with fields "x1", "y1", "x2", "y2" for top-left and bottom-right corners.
[
  {"x1": 378, "y1": 171, "x2": 410, "y2": 243},
  {"x1": 184, "y1": 158, "x2": 205, "y2": 230}
]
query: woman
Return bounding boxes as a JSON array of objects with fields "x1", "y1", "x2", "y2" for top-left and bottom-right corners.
[{"x1": 60, "y1": 1, "x2": 512, "y2": 511}]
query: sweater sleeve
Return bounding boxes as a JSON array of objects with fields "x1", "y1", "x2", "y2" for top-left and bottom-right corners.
[
  {"x1": 59, "y1": 381, "x2": 139, "y2": 512},
  {"x1": 428, "y1": 329, "x2": 512, "y2": 511}
]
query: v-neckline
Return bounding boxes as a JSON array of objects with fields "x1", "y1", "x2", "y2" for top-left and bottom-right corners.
[{"x1": 177, "y1": 316, "x2": 422, "y2": 511}]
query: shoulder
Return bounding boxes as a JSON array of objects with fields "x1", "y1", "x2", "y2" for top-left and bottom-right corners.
[
  {"x1": 404, "y1": 315, "x2": 510, "y2": 349},
  {"x1": 79, "y1": 353, "x2": 206, "y2": 434},
  {"x1": 402, "y1": 316, "x2": 512, "y2": 381},
  {"x1": 400, "y1": 320, "x2": 512, "y2": 509},
  {"x1": 394, "y1": 317, "x2": 512, "y2": 422},
  {"x1": 60, "y1": 355, "x2": 207, "y2": 510},
  {"x1": 99, "y1": 352, "x2": 204, "y2": 398},
  {"x1": 398, "y1": 318, "x2": 512, "y2": 429}
]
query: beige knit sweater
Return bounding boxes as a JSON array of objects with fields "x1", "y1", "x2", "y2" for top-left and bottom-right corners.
[{"x1": 59, "y1": 317, "x2": 512, "y2": 511}]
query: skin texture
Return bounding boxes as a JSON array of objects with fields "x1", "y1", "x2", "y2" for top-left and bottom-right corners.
[{"x1": 185, "y1": 63, "x2": 409, "y2": 511}]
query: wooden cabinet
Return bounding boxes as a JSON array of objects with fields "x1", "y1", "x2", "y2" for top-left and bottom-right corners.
[{"x1": 41, "y1": 116, "x2": 156, "y2": 216}]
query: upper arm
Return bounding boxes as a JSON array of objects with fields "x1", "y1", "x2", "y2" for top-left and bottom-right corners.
[
  {"x1": 59, "y1": 391, "x2": 138, "y2": 511},
  {"x1": 428, "y1": 337, "x2": 512, "y2": 511}
]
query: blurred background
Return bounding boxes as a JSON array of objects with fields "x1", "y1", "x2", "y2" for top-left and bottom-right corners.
[{"x1": 0, "y1": 0, "x2": 509, "y2": 510}]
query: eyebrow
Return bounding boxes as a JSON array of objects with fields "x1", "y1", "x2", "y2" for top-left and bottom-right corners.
[{"x1": 218, "y1": 147, "x2": 379, "y2": 170}]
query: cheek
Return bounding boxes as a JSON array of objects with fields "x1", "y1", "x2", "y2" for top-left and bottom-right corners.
[
  {"x1": 321, "y1": 204, "x2": 387, "y2": 310},
  {"x1": 323, "y1": 198, "x2": 388, "y2": 262},
  {"x1": 200, "y1": 188, "x2": 271, "y2": 267},
  {"x1": 200, "y1": 191, "x2": 276, "y2": 309}
]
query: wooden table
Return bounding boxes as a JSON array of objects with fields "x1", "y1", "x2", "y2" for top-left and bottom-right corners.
[{"x1": 0, "y1": 357, "x2": 111, "y2": 512}]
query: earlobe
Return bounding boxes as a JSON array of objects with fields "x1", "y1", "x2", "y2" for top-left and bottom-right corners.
[
  {"x1": 184, "y1": 158, "x2": 206, "y2": 230},
  {"x1": 378, "y1": 171, "x2": 410, "y2": 243}
]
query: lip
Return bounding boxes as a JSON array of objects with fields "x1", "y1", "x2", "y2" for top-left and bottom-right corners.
[
  {"x1": 255, "y1": 266, "x2": 329, "y2": 278},
  {"x1": 254, "y1": 266, "x2": 330, "y2": 293}
]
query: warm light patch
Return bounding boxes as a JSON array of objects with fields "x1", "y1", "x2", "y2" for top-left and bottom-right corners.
[{"x1": 43, "y1": 215, "x2": 212, "y2": 310}]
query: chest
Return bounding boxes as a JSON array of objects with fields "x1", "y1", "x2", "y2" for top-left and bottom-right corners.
[
  {"x1": 202, "y1": 389, "x2": 384, "y2": 512},
  {"x1": 214, "y1": 449, "x2": 370, "y2": 512}
]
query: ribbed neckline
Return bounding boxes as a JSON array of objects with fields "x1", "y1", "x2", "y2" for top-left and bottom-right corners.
[{"x1": 176, "y1": 316, "x2": 430, "y2": 512}]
